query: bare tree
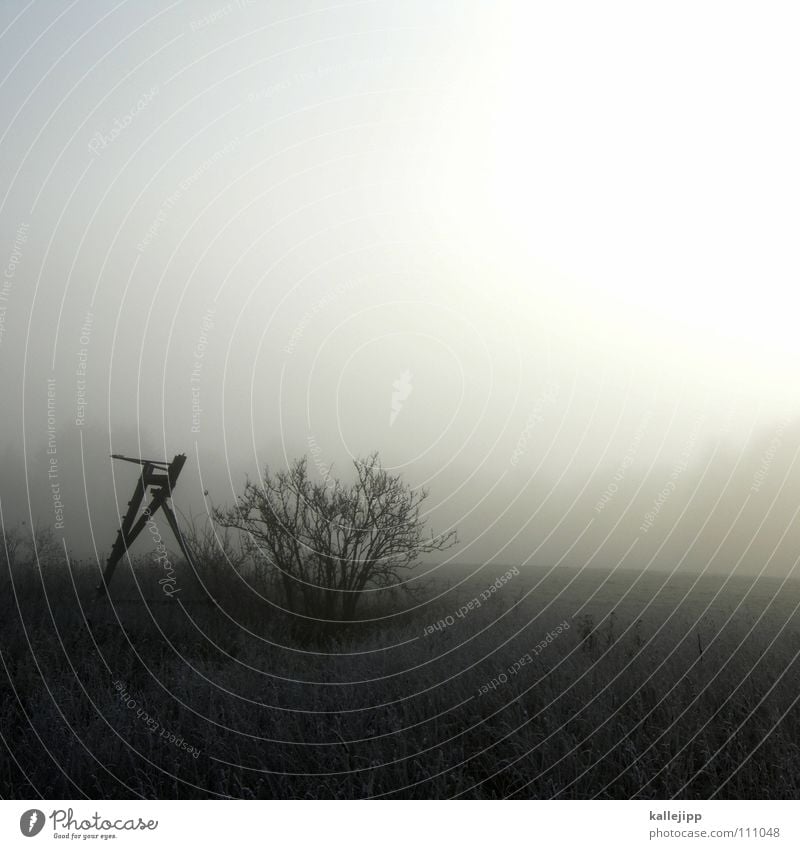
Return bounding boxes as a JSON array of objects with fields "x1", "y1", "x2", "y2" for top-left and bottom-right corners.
[{"x1": 213, "y1": 453, "x2": 457, "y2": 621}]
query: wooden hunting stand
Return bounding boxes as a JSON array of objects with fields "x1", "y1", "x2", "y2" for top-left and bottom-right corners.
[{"x1": 97, "y1": 453, "x2": 194, "y2": 596}]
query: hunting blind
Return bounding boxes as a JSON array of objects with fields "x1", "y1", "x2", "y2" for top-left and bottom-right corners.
[{"x1": 98, "y1": 453, "x2": 194, "y2": 595}]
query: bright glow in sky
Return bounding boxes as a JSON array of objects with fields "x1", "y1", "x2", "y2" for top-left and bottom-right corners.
[
  {"x1": 3, "y1": 0, "x2": 800, "y2": 572},
  {"x1": 470, "y1": 3, "x2": 800, "y2": 400}
]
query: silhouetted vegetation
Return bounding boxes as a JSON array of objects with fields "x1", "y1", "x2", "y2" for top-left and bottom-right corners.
[
  {"x1": 213, "y1": 453, "x2": 457, "y2": 622},
  {"x1": 2, "y1": 520, "x2": 800, "y2": 798}
]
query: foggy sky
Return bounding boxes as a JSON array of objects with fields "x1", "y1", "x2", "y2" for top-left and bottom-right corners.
[{"x1": 2, "y1": 0, "x2": 800, "y2": 578}]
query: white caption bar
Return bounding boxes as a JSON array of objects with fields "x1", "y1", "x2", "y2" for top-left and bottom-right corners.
[{"x1": 1, "y1": 800, "x2": 795, "y2": 848}]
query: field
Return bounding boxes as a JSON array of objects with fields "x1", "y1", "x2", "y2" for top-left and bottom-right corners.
[{"x1": 2, "y1": 545, "x2": 800, "y2": 799}]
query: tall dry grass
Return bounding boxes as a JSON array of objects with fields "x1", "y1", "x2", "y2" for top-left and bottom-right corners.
[{"x1": 2, "y1": 537, "x2": 799, "y2": 798}]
